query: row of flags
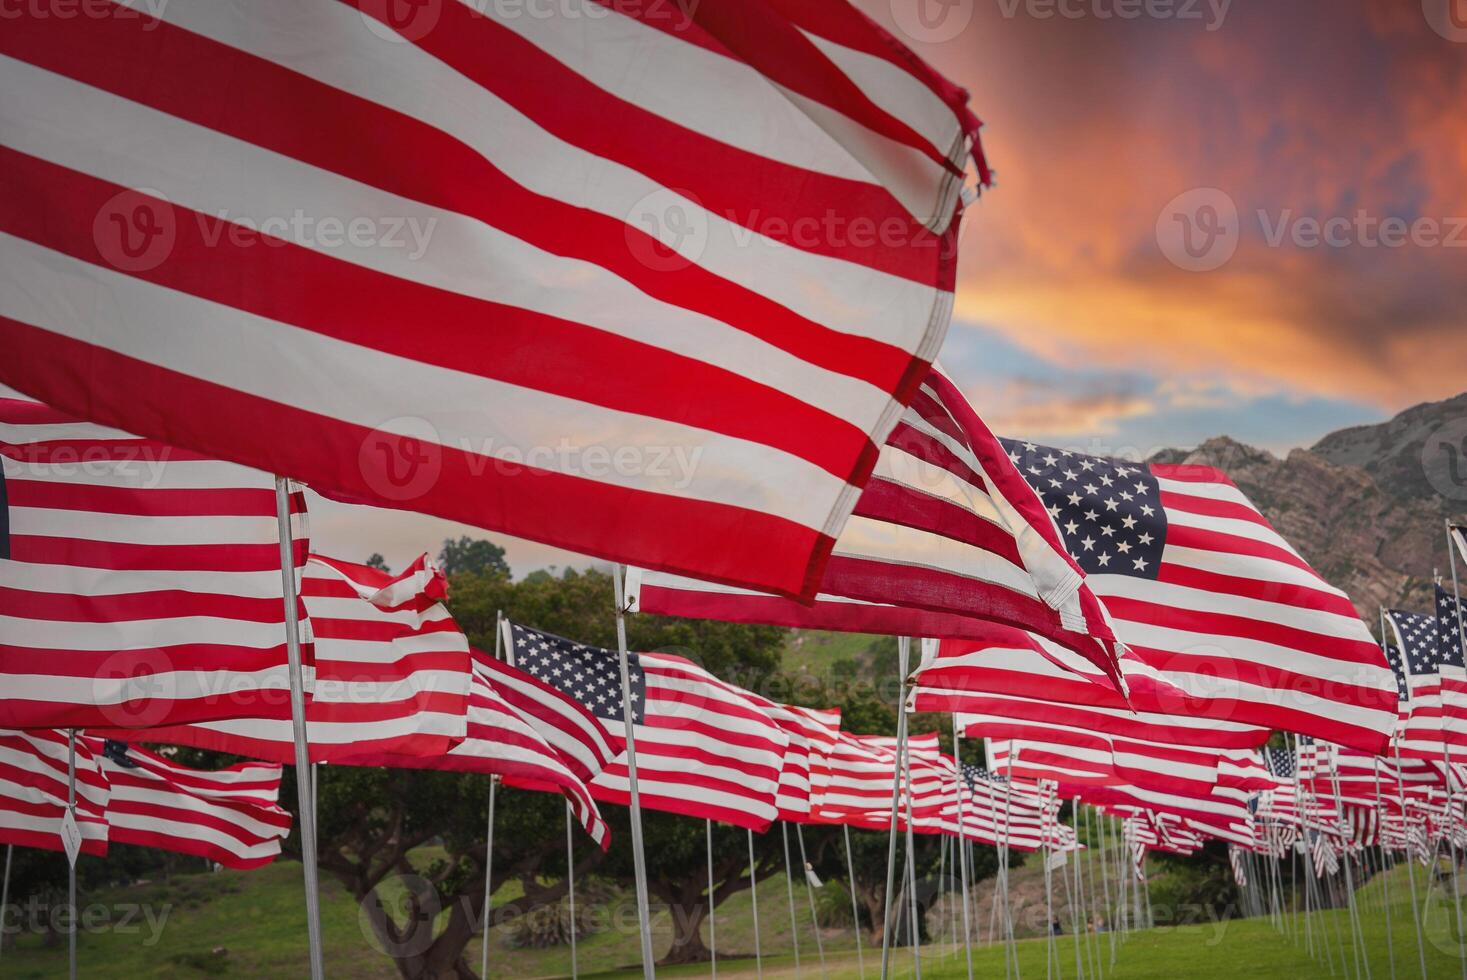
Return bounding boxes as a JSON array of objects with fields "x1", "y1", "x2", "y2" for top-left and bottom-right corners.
[{"x1": 0, "y1": 731, "x2": 290, "y2": 870}]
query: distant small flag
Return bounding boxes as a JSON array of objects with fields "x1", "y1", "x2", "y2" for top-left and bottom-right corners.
[
  {"x1": 91, "y1": 739, "x2": 291, "y2": 870},
  {"x1": 0, "y1": 730, "x2": 109, "y2": 856},
  {"x1": 503, "y1": 621, "x2": 787, "y2": 831}
]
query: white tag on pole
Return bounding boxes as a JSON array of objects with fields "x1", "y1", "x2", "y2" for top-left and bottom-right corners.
[
  {"x1": 805, "y1": 865, "x2": 824, "y2": 889},
  {"x1": 1045, "y1": 849, "x2": 1068, "y2": 872},
  {"x1": 60, "y1": 808, "x2": 83, "y2": 866}
]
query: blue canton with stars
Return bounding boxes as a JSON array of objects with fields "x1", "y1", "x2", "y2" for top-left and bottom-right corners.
[
  {"x1": 962, "y1": 763, "x2": 1004, "y2": 790},
  {"x1": 102, "y1": 740, "x2": 140, "y2": 768},
  {"x1": 1386, "y1": 609, "x2": 1441, "y2": 679},
  {"x1": 1264, "y1": 747, "x2": 1295, "y2": 780},
  {"x1": 506, "y1": 621, "x2": 646, "y2": 725},
  {"x1": 1384, "y1": 642, "x2": 1411, "y2": 704},
  {"x1": 999, "y1": 439, "x2": 1166, "y2": 579},
  {"x1": 1437, "y1": 585, "x2": 1466, "y2": 670}
]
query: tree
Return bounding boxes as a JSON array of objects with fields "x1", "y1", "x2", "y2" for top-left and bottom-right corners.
[
  {"x1": 436, "y1": 537, "x2": 509, "y2": 579},
  {"x1": 268, "y1": 554, "x2": 790, "y2": 977},
  {"x1": 365, "y1": 553, "x2": 391, "y2": 573}
]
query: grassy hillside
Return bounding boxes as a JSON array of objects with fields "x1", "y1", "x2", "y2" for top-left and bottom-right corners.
[{"x1": 5, "y1": 847, "x2": 1466, "y2": 978}]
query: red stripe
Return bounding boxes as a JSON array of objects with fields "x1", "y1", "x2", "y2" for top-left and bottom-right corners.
[
  {"x1": 1105, "y1": 593, "x2": 1387, "y2": 668},
  {"x1": 0, "y1": 586, "x2": 286, "y2": 624},
  {"x1": 1161, "y1": 486, "x2": 1274, "y2": 527},
  {"x1": 5, "y1": 479, "x2": 277, "y2": 518},
  {"x1": 8, "y1": 535, "x2": 291, "y2": 573},
  {"x1": 1157, "y1": 559, "x2": 1360, "y2": 619},
  {"x1": 0, "y1": 318, "x2": 836, "y2": 601},
  {"x1": 1163, "y1": 521, "x2": 1318, "y2": 578},
  {"x1": 853, "y1": 475, "x2": 1021, "y2": 566}
]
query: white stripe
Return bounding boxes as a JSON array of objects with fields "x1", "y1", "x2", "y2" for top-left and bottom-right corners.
[
  {"x1": 0, "y1": 562, "x2": 286, "y2": 600},
  {"x1": 3, "y1": 455, "x2": 274, "y2": 493},
  {"x1": 10, "y1": 506, "x2": 277, "y2": 547}
]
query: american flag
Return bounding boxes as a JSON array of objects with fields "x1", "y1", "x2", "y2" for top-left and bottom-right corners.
[
  {"x1": 940, "y1": 764, "x2": 1068, "y2": 852},
  {"x1": 0, "y1": 730, "x2": 110, "y2": 856},
  {"x1": 918, "y1": 626, "x2": 1269, "y2": 750},
  {"x1": 0, "y1": 0, "x2": 990, "y2": 602},
  {"x1": 92, "y1": 739, "x2": 291, "y2": 870},
  {"x1": 1000, "y1": 440, "x2": 1397, "y2": 752},
  {"x1": 345, "y1": 650, "x2": 610, "y2": 848},
  {"x1": 1435, "y1": 585, "x2": 1467, "y2": 741},
  {"x1": 1386, "y1": 606, "x2": 1463, "y2": 758},
  {"x1": 0, "y1": 393, "x2": 311, "y2": 730},
  {"x1": 111, "y1": 553, "x2": 474, "y2": 762},
  {"x1": 627, "y1": 366, "x2": 1122, "y2": 681},
  {"x1": 474, "y1": 653, "x2": 622, "y2": 788},
  {"x1": 504, "y1": 621, "x2": 787, "y2": 831}
]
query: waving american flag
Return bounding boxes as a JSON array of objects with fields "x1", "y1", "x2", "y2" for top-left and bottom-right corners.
[{"x1": 1001, "y1": 440, "x2": 1396, "y2": 752}]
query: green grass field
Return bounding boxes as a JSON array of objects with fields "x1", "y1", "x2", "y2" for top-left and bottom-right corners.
[{"x1": 5, "y1": 849, "x2": 1467, "y2": 978}]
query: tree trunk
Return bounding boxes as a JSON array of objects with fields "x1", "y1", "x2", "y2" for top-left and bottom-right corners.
[{"x1": 660, "y1": 900, "x2": 711, "y2": 964}]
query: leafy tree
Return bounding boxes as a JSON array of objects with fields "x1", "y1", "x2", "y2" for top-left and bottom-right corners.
[
  {"x1": 436, "y1": 537, "x2": 509, "y2": 579},
  {"x1": 365, "y1": 553, "x2": 391, "y2": 573}
]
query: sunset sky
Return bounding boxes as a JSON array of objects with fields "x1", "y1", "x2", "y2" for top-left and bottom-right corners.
[{"x1": 314, "y1": 0, "x2": 1467, "y2": 573}]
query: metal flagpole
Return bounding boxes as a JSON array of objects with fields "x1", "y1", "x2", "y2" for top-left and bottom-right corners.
[
  {"x1": 567, "y1": 803, "x2": 579, "y2": 980},
  {"x1": 1392, "y1": 741, "x2": 1429, "y2": 980},
  {"x1": 795, "y1": 825, "x2": 826, "y2": 976},
  {"x1": 66, "y1": 730, "x2": 77, "y2": 980},
  {"x1": 952, "y1": 727, "x2": 973, "y2": 980},
  {"x1": 480, "y1": 611, "x2": 507, "y2": 980},
  {"x1": 706, "y1": 819, "x2": 717, "y2": 980},
  {"x1": 902, "y1": 729, "x2": 922, "y2": 980},
  {"x1": 1448, "y1": 521, "x2": 1467, "y2": 979},
  {"x1": 480, "y1": 776, "x2": 497, "y2": 980},
  {"x1": 844, "y1": 826, "x2": 865, "y2": 980},
  {"x1": 748, "y1": 829, "x2": 764, "y2": 980},
  {"x1": 782, "y1": 822, "x2": 803, "y2": 976},
  {"x1": 1098, "y1": 810, "x2": 1115, "y2": 966},
  {"x1": 613, "y1": 566, "x2": 657, "y2": 979},
  {"x1": 1069, "y1": 800, "x2": 1085, "y2": 980},
  {"x1": 274, "y1": 478, "x2": 324, "y2": 980},
  {"x1": 1373, "y1": 761, "x2": 1396, "y2": 980},
  {"x1": 879, "y1": 636, "x2": 911, "y2": 980},
  {"x1": 1331, "y1": 767, "x2": 1371, "y2": 980},
  {"x1": 999, "y1": 755, "x2": 1020, "y2": 979},
  {"x1": 0, "y1": 843, "x2": 11, "y2": 964}
]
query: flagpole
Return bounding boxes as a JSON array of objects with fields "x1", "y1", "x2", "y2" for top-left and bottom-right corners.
[
  {"x1": 1000, "y1": 755, "x2": 1019, "y2": 978},
  {"x1": 480, "y1": 776, "x2": 497, "y2": 980},
  {"x1": 273, "y1": 477, "x2": 325, "y2": 980},
  {"x1": 748, "y1": 829, "x2": 764, "y2": 980},
  {"x1": 879, "y1": 636, "x2": 911, "y2": 980},
  {"x1": 66, "y1": 730, "x2": 77, "y2": 980},
  {"x1": 1392, "y1": 741, "x2": 1429, "y2": 980},
  {"x1": 1448, "y1": 520, "x2": 1467, "y2": 977},
  {"x1": 1069, "y1": 799, "x2": 1085, "y2": 980},
  {"x1": 481, "y1": 611, "x2": 504, "y2": 980},
  {"x1": 706, "y1": 819, "x2": 717, "y2": 979},
  {"x1": 795, "y1": 824, "x2": 826, "y2": 975},
  {"x1": 777, "y1": 823, "x2": 803, "y2": 976},
  {"x1": 1041, "y1": 785, "x2": 1055, "y2": 980},
  {"x1": 1371, "y1": 761, "x2": 1396, "y2": 980},
  {"x1": 567, "y1": 802, "x2": 579, "y2": 980},
  {"x1": 902, "y1": 729, "x2": 922, "y2": 980},
  {"x1": 952, "y1": 726, "x2": 973, "y2": 980},
  {"x1": 1330, "y1": 765, "x2": 1371, "y2": 980},
  {"x1": 613, "y1": 565, "x2": 657, "y2": 979},
  {"x1": 0, "y1": 842, "x2": 11, "y2": 964},
  {"x1": 844, "y1": 825, "x2": 865, "y2": 980}
]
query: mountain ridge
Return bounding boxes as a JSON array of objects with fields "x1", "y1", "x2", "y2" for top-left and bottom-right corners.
[{"x1": 1149, "y1": 391, "x2": 1467, "y2": 621}]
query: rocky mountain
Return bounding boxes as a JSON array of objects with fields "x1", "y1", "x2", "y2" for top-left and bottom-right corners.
[{"x1": 1151, "y1": 391, "x2": 1467, "y2": 623}]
